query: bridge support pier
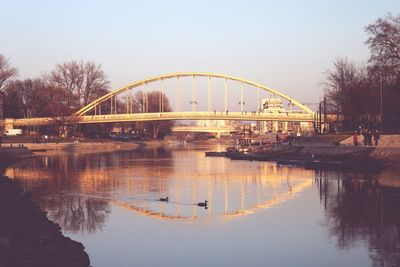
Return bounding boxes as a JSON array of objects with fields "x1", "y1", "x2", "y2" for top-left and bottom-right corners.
[{"x1": 4, "y1": 118, "x2": 15, "y2": 131}]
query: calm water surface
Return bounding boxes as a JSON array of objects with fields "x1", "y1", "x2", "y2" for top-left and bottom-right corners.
[{"x1": 6, "y1": 144, "x2": 400, "y2": 267}]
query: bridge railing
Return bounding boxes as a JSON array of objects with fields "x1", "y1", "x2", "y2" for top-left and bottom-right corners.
[
  {"x1": 1, "y1": 111, "x2": 315, "y2": 128},
  {"x1": 78, "y1": 111, "x2": 315, "y2": 123}
]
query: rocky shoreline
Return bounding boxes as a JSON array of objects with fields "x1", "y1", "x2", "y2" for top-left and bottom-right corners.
[{"x1": 0, "y1": 148, "x2": 90, "y2": 267}]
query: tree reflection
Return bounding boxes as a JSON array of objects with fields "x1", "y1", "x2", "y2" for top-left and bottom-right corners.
[
  {"x1": 8, "y1": 148, "x2": 174, "y2": 234},
  {"x1": 45, "y1": 196, "x2": 110, "y2": 234},
  {"x1": 317, "y1": 171, "x2": 400, "y2": 267}
]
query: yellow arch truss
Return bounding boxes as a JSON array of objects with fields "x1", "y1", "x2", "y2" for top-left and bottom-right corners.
[{"x1": 75, "y1": 72, "x2": 314, "y2": 116}]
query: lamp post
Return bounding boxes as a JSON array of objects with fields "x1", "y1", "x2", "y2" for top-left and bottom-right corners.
[
  {"x1": 189, "y1": 100, "x2": 198, "y2": 112},
  {"x1": 380, "y1": 74, "x2": 383, "y2": 131},
  {"x1": 239, "y1": 101, "x2": 246, "y2": 114},
  {"x1": 323, "y1": 96, "x2": 327, "y2": 133},
  {"x1": 318, "y1": 100, "x2": 322, "y2": 134}
]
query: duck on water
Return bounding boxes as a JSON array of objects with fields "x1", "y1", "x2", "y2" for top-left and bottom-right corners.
[
  {"x1": 197, "y1": 200, "x2": 208, "y2": 207},
  {"x1": 159, "y1": 198, "x2": 208, "y2": 208}
]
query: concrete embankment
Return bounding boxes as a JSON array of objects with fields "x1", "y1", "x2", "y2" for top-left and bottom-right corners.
[
  {"x1": 0, "y1": 148, "x2": 90, "y2": 267},
  {"x1": 295, "y1": 145, "x2": 400, "y2": 166},
  {"x1": 341, "y1": 134, "x2": 400, "y2": 147},
  {"x1": 340, "y1": 134, "x2": 400, "y2": 166},
  {"x1": 228, "y1": 134, "x2": 400, "y2": 170},
  {"x1": 292, "y1": 134, "x2": 400, "y2": 166}
]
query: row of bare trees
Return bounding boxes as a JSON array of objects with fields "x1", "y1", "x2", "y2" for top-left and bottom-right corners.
[
  {"x1": 323, "y1": 13, "x2": 400, "y2": 130},
  {"x1": 0, "y1": 59, "x2": 110, "y2": 119},
  {"x1": 0, "y1": 56, "x2": 173, "y2": 138}
]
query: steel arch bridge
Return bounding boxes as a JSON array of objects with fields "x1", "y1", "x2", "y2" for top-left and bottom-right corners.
[
  {"x1": 0, "y1": 72, "x2": 315, "y2": 129},
  {"x1": 76, "y1": 72, "x2": 314, "y2": 116}
]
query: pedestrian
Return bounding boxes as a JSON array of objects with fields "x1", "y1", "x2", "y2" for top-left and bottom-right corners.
[
  {"x1": 373, "y1": 128, "x2": 380, "y2": 146},
  {"x1": 353, "y1": 131, "x2": 358, "y2": 146},
  {"x1": 296, "y1": 131, "x2": 301, "y2": 138},
  {"x1": 362, "y1": 128, "x2": 368, "y2": 145},
  {"x1": 367, "y1": 129, "x2": 373, "y2": 146},
  {"x1": 275, "y1": 134, "x2": 281, "y2": 145}
]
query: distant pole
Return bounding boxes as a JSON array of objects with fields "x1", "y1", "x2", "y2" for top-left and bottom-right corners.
[
  {"x1": 130, "y1": 94, "x2": 133, "y2": 113},
  {"x1": 159, "y1": 82, "x2": 162, "y2": 112},
  {"x1": 208, "y1": 76, "x2": 211, "y2": 112},
  {"x1": 114, "y1": 96, "x2": 117, "y2": 114},
  {"x1": 323, "y1": 96, "x2": 327, "y2": 133},
  {"x1": 192, "y1": 76, "x2": 197, "y2": 112},
  {"x1": 145, "y1": 83, "x2": 148, "y2": 113},
  {"x1": 142, "y1": 90, "x2": 145, "y2": 113},
  {"x1": 319, "y1": 101, "x2": 322, "y2": 134},
  {"x1": 224, "y1": 79, "x2": 228, "y2": 112},
  {"x1": 145, "y1": 92, "x2": 148, "y2": 113},
  {"x1": 176, "y1": 77, "x2": 180, "y2": 112},
  {"x1": 240, "y1": 83, "x2": 244, "y2": 113},
  {"x1": 380, "y1": 74, "x2": 383, "y2": 131},
  {"x1": 126, "y1": 95, "x2": 129, "y2": 114},
  {"x1": 160, "y1": 79, "x2": 164, "y2": 112}
]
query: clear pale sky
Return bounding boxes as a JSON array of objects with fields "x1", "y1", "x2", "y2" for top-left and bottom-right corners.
[{"x1": 1, "y1": 0, "x2": 399, "y2": 109}]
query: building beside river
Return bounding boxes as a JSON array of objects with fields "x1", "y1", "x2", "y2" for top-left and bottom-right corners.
[{"x1": 260, "y1": 98, "x2": 313, "y2": 134}]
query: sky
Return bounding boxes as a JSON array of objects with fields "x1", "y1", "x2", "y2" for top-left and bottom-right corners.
[{"x1": 1, "y1": 0, "x2": 400, "y2": 111}]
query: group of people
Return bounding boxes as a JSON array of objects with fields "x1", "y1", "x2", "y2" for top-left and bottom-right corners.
[
  {"x1": 276, "y1": 131, "x2": 301, "y2": 145},
  {"x1": 353, "y1": 127, "x2": 381, "y2": 146}
]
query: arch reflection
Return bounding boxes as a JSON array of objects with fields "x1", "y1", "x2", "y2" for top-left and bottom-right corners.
[{"x1": 6, "y1": 148, "x2": 314, "y2": 230}]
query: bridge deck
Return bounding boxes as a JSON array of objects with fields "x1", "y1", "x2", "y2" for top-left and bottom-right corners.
[{"x1": 1, "y1": 111, "x2": 315, "y2": 127}]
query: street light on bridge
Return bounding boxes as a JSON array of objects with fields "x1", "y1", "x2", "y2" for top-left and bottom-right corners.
[
  {"x1": 238, "y1": 101, "x2": 246, "y2": 113},
  {"x1": 189, "y1": 100, "x2": 198, "y2": 112}
]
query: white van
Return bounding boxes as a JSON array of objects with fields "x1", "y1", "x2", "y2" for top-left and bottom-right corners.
[{"x1": 3, "y1": 129, "x2": 23, "y2": 136}]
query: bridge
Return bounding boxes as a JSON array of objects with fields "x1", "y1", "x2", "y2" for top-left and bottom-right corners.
[{"x1": 0, "y1": 72, "x2": 315, "y2": 131}]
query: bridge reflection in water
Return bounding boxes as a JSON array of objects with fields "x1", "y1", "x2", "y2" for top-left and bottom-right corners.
[{"x1": 5, "y1": 147, "x2": 314, "y2": 228}]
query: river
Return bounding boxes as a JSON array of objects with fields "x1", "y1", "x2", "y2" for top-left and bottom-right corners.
[{"x1": 5, "y1": 144, "x2": 400, "y2": 267}]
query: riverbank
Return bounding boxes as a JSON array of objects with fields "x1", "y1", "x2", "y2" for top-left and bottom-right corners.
[
  {"x1": 1, "y1": 140, "x2": 139, "y2": 152},
  {"x1": 0, "y1": 148, "x2": 90, "y2": 267},
  {"x1": 224, "y1": 135, "x2": 400, "y2": 170}
]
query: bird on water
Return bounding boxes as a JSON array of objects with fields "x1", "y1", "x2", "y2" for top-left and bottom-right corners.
[
  {"x1": 197, "y1": 200, "x2": 208, "y2": 207},
  {"x1": 159, "y1": 197, "x2": 169, "y2": 202}
]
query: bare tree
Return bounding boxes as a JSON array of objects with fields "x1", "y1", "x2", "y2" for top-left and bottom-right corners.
[
  {"x1": 4, "y1": 78, "x2": 76, "y2": 118},
  {"x1": 0, "y1": 54, "x2": 17, "y2": 91},
  {"x1": 48, "y1": 60, "x2": 110, "y2": 111},
  {"x1": 365, "y1": 14, "x2": 400, "y2": 129},
  {"x1": 323, "y1": 58, "x2": 377, "y2": 128},
  {"x1": 133, "y1": 90, "x2": 174, "y2": 139},
  {"x1": 81, "y1": 62, "x2": 110, "y2": 105},
  {"x1": 323, "y1": 58, "x2": 359, "y2": 113},
  {"x1": 365, "y1": 13, "x2": 400, "y2": 78}
]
